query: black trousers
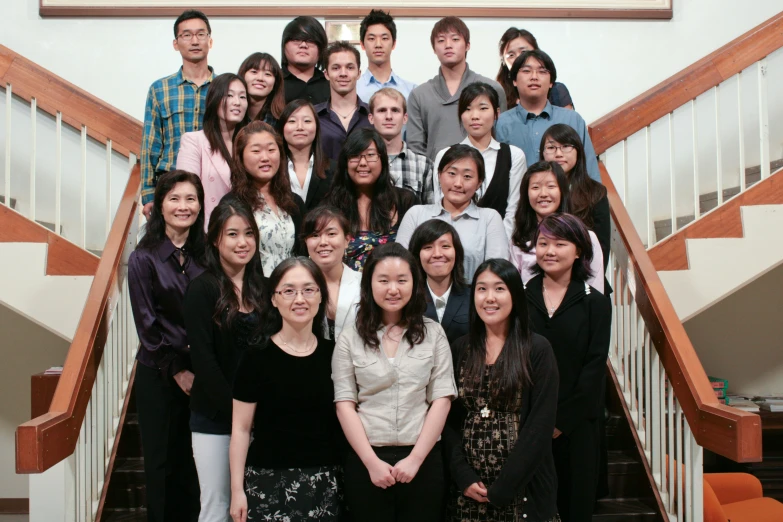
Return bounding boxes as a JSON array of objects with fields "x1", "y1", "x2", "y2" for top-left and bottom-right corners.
[
  {"x1": 552, "y1": 419, "x2": 601, "y2": 522},
  {"x1": 135, "y1": 363, "x2": 200, "y2": 522},
  {"x1": 343, "y1": 443, "x2": 444, "y2": 522}
]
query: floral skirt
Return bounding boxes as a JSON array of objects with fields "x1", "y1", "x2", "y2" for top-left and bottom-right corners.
[{"x1": 245, "y1": 465, "x2": 343, "y2": 521}]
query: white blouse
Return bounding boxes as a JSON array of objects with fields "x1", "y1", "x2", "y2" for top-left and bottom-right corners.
[
  {"x1": 288, "y1": 156, "x2": 314, "y2": 202},
  {"x1": 254, "y1": 196, "x2": 295, "y2": 276}
]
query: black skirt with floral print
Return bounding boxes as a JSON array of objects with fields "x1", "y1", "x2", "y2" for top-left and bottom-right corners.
[
  {"x1": 450, "y1": 365, "x2": 561, "y2": 522},
  {"x1": 245, "y1": 465, "x2": 343, "y2": 521}
]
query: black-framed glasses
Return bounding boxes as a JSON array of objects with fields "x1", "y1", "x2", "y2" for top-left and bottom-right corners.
[
  {"x1": 544, "y1": 144, "x2": 576, "y2": 154},
  {"x1": 348, "y1": 152, "x2": 380, "y2": 165}
]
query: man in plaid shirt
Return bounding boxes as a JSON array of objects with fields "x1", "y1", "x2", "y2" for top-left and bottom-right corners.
[
  {"x1": 140, "y1": 10, "x2": 215, "y2": 218},
  {"x1": 368, "y1": 88, "x2": 434, "y2": 204}
]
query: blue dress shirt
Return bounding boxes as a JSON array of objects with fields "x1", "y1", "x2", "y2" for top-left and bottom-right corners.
[
  {"x1": 357, "y1": 69, "x2": 417, "y2": 103},
  {"x1": 496, "y1": 101, "x2": 601, "y2": 182}
]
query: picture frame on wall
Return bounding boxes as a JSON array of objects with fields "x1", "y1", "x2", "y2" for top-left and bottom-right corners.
[{"x1": 39, "y1": 0, "x2": 673, "y2": 19}]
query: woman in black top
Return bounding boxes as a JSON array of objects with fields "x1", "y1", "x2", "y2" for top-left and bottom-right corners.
[
  {"x1": 229, "y1": 257, "x2": 341, "y2": 522},
  {"x1": 184, "y1": 194, "x2": 266, "y2": 522},
  {"x1": 525, "y1": 213, "x2": 611, "y2": 522},
  {"x1": 540, "y1": 124, "x2": 609, "y2": 269},
  {"x1": 128, "y1": 170, "x2": 206, "y2": 522},
  {"x1": 408, "y1": 219, "x2": 470, "y2": 347},
  {"x1": 276, "y1": 99, "x2": 335, "y2": 211},
  {"x1": 443, "y1": 258, "x2": 560, "y2": 522}
]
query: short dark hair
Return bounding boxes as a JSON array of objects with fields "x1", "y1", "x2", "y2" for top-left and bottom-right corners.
[
  {"x1": 356, "y1": 243, "x2": 427, "y2": 351},
  {"x1": 174, "y1": 10, "x2": 211, "y2": 38},
  {"x1": 511, "y1": 161, "x2": 570, "y2": 252},
  {"x1": 324, "y1": 41, "x2": 361, "y2": 69},
  {"x1": 360, "y1": 9, "x2": 397, "y2": 42},
  {"x1": 281, "y1": 16, "x2": 328, "y2": 69},
  {"x1": 430, "y1": 16, "x2": 470, "y2": 48},
  {"x1": 532, "y1": 213, "x2": 594, "y2": 282},
  {"x1": 438, "y1": 144, "x2": 486, "y2": 186},
  {"x1": 510, "y1": 49, "x2": 558, "y2": 87},
  {"x1": 299, "y1": 206, "x2": 351, "y2": 245},
  {"x1": 458, "y1": 82, "x2": 500, "y2": 138},
  {"x1": 408, "y1": 219, "x2": 467, "y2": 288}
]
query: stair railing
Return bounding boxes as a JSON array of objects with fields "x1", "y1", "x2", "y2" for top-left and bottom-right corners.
[
  {"x1": 0, "y1": 44, "x2": 142, "y2": 251},
  {"x1": 591, "y1": 11, "x2": 783, "y2": 248}
]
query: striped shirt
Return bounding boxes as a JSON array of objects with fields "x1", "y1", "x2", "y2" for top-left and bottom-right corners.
[
  {"x1": 141, "y1": 67, "x2": 215, "y2": 204},
  {"x1": 388, "y1": 142, "x2": 434, "y2": 204}
]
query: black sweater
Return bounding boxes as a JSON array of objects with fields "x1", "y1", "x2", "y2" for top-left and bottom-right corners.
[
  {"x1": 443, "y1": 333, "x2": 560, "y2": 519},
  {"x1": 526, "y1": 274, "x2": 612, "y2": 435}
]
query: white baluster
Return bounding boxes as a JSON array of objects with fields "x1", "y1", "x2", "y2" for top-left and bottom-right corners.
[
  {"x1": 715, "y1": 85, "x2": 723, "y2": 206},
  {"x1": 4, "y1": 84, "x2": 11, "y2": 209},
  {"x1": 676, "y1": 402, "x2": 684, "y2": 521},
  {"x1": 645, "y1": 126, "x2": 653, "y2": 246},
  {"x1": 622, "y1": 139, "x2": 629, "y2": 204},
  {"x1": 669, "y1": 113, "x2": 676, "y2": 236},
  {"x1": 30, "y1": 98, "x2": 37, "y2": 220},
  {"x1": 81, "y1": 125, "x2": 87, "y2": 248},
  {"x1": 758, "y1": 58, "x2": 770, "y2": 180},
  {"x1": 692, "y1": 99, "x2": 700, "y2": 220},
  {"x1": 106, "y1": 140, "x2": 112, "y2": 240},
  {"x1": 55, "y1": 112, "x2": 62, "y2": 235},
  {"x1": 737, "y1": 71, "x2": 746, "y2": 191}
]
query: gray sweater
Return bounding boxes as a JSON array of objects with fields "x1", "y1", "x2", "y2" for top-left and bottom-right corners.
[{"x1": 407, "y1": 65, "x2": 506, "y2": 161}]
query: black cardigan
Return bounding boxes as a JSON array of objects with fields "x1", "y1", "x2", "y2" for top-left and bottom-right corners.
[
  {"x1": 525, "y1": 274, "x2": 611, "y2": 435},
  {"x1": 184, "y1": 271, "x2": 262, "y2": 429},
  {"x1": 443, "y1": 334, "x2": 560, "y2": 519}
]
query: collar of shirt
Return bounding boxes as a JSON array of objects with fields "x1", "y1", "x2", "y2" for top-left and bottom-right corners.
[
  {"x1": 517, "y1": 100, "x2": 553, "y2": 121},
  {"x1": 157, "y1": 236, "x2": 184, "y2": 262},
  {"x1": 435, "y1": 64, "x2": 474, "y2": 102},
  {"x1": 427, "y1": 281, "x2": 453, "y2": 305},
  {"x1": 287, "y1": 155, "x2": 314, "y2": 171},
  {"x1": 460, "y1": 135, "x2": 500, "y2": 152},
  {"x1": 175, "y1": 65, "x2": 215, "y2": 86},
  {"x1": 433, "y1": 199, "x2": 481, "y2": 220},
  {"x1": 315, "y1": 99, "x2": 371, "y2": 117},
  {"x1": 362, "y1": 69, "x2": 401, "y2": 87}
]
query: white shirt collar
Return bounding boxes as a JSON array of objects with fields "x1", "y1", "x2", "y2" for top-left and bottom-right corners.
[{"x1": 460, "y1": 136, "x2": 501, "y2": 152}]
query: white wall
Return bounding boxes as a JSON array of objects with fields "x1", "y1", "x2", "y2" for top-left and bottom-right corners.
[
  {"x1": 684, "y1": 262, "x2": 783, "y2": 396},
  {"x1": 0, "y1": 304, "x2": 70, "y2": 498},
  {"x1": 0, "y1": 1, "x2": 781, "y2": 126}
]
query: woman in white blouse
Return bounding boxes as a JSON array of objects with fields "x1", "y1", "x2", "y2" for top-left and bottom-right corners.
[
  {"x1": 396, "y1": 145, "x2": 509, "y2": 283},
  {"x1": 301, "y1": 206, "x2": 361, "y2": 340},
  {"x1": 332, "y1": 242, "x2": 457, "y2": 522},
  {"x1": 509, "y1": 160, "x2": 604, "y2": 293},
  {"x1": 433, "y1": 82, "x2": 526, "y2": 239},
  {"x1": 230, "y1": 121, "x2": 306, "y2": 276},
  {"x1": 276, "y1": 99, "x2": 334, "y2": 211}
]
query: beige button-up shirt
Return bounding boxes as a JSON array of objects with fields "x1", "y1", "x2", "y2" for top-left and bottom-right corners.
[{"x1": 332, "y1": 319, "x2": 457, "y2": 446}]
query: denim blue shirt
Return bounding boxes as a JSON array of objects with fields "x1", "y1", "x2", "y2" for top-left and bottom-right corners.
[
  {"x1": 496, "y1": 101, "x2": 601, "y2": 182},
  {"x1": 357, "y1": 69, "x2": 417, "y2": 103}
]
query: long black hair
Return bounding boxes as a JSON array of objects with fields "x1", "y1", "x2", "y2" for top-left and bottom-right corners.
[
  {"x1": 325, "y1": 128, "x2": 400, "y2": 236},
  {"x1": 203, "y1": 73, "x2": 250, "y2": 166},
  {"x1": 408, "y1": 219, "x2": 466, "y2": 289},
  {"x1": 356, "y1": 243, "x2": 427, "y2": 351},
  {"x1": 461, "y1": 259, "x2": 533, "y2": 403},
  {"x1": 204, "y1": 194, "x2": 266, "y2": 337},
  {"x1": 511, "y1": 161, "x2": 570, "y2": 253},
  {"x1": 238, "y1": 52, "x2": 286, "y2": 122},
  {"x1": 539, "y1": 124, "x2": 606, "y2": 229},
  {"x1": 275, "y1": 99, "x2": 329, "y2": 181},
  {"x1": 264, "y1": 256, "x2": 329, "y2": 339},
  {"x1": 137, "y1": 170, "x2": 206, "y2": 262}
]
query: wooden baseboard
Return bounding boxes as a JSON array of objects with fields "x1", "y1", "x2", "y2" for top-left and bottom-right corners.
[{"x1": 0, "y1": 498, "x2": 29, "y2": 514}]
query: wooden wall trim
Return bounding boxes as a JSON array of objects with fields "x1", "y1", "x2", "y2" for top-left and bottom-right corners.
[
  {"x1": 590, "y1": 10, "x2": 783, "y2": 154},
  {"x1": 601, "y1": 162, "x2": 762, "y2": 463},
  {"x1": 16, "y1": 166, "x2": 141, "y2": 474},
  {"x1": 38, "y1": 5, "x2": 672, "y2": 19},
  {"x1": 648, "y1": 169, "x2": 783, "y2": 271},
  {"x1": 0, "y1": 499, "x2": 29, "y2": 514},
  {"x1": 0, "y1": 45, "x2": 142, "y2": 158},
  {"x1": 0, "y1": 205, "x2": 99, "y2": 276}
]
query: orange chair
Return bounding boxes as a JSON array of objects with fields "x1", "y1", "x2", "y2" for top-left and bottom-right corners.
[{"x1": 704, "y1": 473, "x2": 783, "y2": 522}]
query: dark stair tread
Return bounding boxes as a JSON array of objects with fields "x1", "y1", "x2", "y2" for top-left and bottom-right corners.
[
  {"x1": 114, "y1": 457, "x2": 144, "y2": 472},
  {"x1": 592, "y1": 498, "x2": 658, "y2": 521},
  {"x1": 102, "y1": 507, "x2": 147, "y2": 521}
]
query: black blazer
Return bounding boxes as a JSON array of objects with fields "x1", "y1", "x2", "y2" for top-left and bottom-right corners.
[
  {"x1": 443, "y1": 334, "x2": 560, "y2": 518},
  {"x1": 525, "y1": 274, "x2": 611, "y2": 435},
  {"x1": 184, "y1": 271, "x2": 261, "y2": 429},
  {"x1": 291, "y1": 193, "x2": 308, "y2": 255},
  {"x1": 301, "y1": 160, "x2": 336, "y2": 212},
  {"x1": 424, "y1": 283, "x2": 469, "y2": 347}
]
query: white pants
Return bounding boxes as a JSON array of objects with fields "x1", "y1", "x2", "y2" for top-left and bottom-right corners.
[{"x1": 192, "y1": 432, "x2": 232, "y2": 522}]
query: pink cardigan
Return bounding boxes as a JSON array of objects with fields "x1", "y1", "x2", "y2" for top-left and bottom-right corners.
[{"x1": 176, "y1": 130, "x2": 232, "y2": 229}]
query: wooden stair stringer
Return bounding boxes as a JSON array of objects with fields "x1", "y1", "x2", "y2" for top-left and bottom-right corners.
[
  {"x1": 0, "y1": 204, "x2": 99, "y2": 276},
  {"x1": 649, "y1": 168, "x2": 783, "y2": 271}
]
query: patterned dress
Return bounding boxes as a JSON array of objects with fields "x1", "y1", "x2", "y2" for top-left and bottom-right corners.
[
  {"x1": 254, "y1": 195, "x2": 295, "y2": 276},
  {"x1": 451, "y1": 364, "x2": 560, "y2": 522},
  {"x1": 344, "y1": 226, "x2": 397, "y2": 271},
  {"x1": 245, "y1": 466, "x2": 342, "y2": 521}
]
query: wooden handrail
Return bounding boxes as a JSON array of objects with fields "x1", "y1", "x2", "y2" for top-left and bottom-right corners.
[
  {"x1": 0, "y1": 45, "x2": 142, "y2": 158},
  {"x1": 600, "y1": 162, "x2": 761, "y2": 462},
  {"x1": 15, "y1": 165, "x2": 141, "y2": 473},
  {"x1": 590, "y1": 10, "x2": 783, "y2": 154}
]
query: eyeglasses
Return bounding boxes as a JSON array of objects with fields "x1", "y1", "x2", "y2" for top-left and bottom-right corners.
[
  {"x1": 348, "y1": 152, "x2": 380, "y2": 165},
  {"x1": 519, "y1": 67, "x2": 550, "y2": 76},
  {"x1": 544, "y1": 144, "x2": 576, "y2": 154},
  {"x1": 274, "y1": 287, "x2": 320, "y2": 300},
  {"x1": 289, "y1": 39, "x2": 316, "y2": 47},
  {"x1": 177, "y1": 31, "x2": 210, "y2": 42}
]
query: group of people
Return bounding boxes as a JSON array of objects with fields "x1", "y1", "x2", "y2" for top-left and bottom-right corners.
[{"x1": 131, "y1": 8, "x2": 612, "y2": 522}]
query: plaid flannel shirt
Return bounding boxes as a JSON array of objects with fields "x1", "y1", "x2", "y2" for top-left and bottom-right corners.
[
  {"x1": 388, "y1": 142, "x2": 434, "y2": 204},
  {"x1": 140, "y1": 67, "x2": 214, "y2": 204}
]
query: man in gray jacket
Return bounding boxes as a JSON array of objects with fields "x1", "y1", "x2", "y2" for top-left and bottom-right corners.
[{"x1": 407, "y1": 16, "x2": 506, "y2": 160}]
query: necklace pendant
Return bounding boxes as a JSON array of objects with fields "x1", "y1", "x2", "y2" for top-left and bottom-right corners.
[{"x1": 480, "y1": 406, "x2": 491, "y2": 418}]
